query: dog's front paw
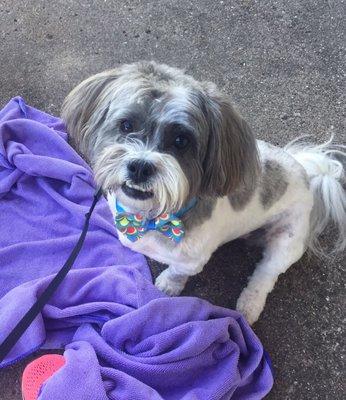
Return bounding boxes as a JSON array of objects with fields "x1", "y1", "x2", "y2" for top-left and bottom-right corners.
[
  {"x1": 236, "y1": 287, "x2": 266, "y2": 325},
  {"x1": 155, "y1": 269, "x2": 186, "y2": 296}
]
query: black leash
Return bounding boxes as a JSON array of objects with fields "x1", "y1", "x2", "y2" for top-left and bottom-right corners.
[{"x1": 0, "y1": 188, "x2": 103, "y2": 364}]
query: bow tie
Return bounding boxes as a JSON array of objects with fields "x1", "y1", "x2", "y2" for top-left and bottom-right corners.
[{"x1": 115, "y1": 199, "x2": 197, "y2": 243}]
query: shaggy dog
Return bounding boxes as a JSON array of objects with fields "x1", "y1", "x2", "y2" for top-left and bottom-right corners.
[{"x1": 62, "y1": 61, "x2": 345, "y2": 324}]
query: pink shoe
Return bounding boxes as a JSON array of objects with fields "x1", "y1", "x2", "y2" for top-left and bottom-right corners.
[{"x1": 21, "y1": 354, "x2": 65, "y2": 400}]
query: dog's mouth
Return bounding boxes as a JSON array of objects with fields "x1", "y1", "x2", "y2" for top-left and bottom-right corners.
[{"x1": 121, "y1": 181, "x2": 154, "y2": 200}]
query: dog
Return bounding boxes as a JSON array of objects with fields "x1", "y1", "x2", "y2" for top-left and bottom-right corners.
[{"x1": 62, "y1": 61, "x2": 345, "y2": 324}]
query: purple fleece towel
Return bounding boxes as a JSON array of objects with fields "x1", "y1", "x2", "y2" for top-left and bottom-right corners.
[{"x1": 0, "y1": 98, "x2": 273, "y2": 399}]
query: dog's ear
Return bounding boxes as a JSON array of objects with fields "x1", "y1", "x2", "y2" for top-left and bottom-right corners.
[
  {"x1": 200, "y1": 83, "x2": 259, "y2": 197},
  {"x1": 61, "y1": 70, "x2": 119, "y2": 160}
]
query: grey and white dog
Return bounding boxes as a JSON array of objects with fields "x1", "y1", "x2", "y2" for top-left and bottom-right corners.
[{"x1": 62, "y1": 61, "x2": 345, "y2": 324}]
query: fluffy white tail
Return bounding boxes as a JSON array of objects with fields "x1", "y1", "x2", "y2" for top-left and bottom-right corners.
[{"x1": 285, "y1": 135, "x2": 346, "y2": 256}]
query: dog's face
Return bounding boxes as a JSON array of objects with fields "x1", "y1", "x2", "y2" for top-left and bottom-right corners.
[{"x1": 62, "y1": 62, "x2": 258, "y2": 217}]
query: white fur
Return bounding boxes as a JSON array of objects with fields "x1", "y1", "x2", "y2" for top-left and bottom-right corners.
[
  {"x1": 284, "y1": 135, "x2": 346, "y2": 255},
  {"x1": 108, "y1": 137, "x2": 345, "y2": 325},
  {"x1": 96, "y1": 138, "x2": 189, "y2": 218}
]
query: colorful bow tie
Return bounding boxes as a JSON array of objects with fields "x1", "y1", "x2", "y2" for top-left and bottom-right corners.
[
  {"x1": 115, "y1": 199, "x2": 197, "y2": 243},
  {"x1": 115, "y1": 211, "x2": 185, "y2": 243}
]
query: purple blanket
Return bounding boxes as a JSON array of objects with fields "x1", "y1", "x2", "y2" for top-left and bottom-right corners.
[{"x1": 0, "y1": 98, "x2": 273, "y2": 399}]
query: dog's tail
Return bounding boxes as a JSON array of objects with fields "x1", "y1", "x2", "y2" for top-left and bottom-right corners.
[{"x1": 285, "y1": 134, "x2": 346, "y2": 256}]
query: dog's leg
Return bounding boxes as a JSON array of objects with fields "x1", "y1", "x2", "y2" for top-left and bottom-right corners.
[
  {"x1": 155, "y1": 218, "x2": 218, "y2": 296},
  {"x1": 155, "y1": 260, "x2": 205, "y2": 296},
  {"x1": 236, "y1": 204, "x2": 311, "y2": 324},
  {"x1": 155, "y1": 266, "x2": 190, "y2": 296}
]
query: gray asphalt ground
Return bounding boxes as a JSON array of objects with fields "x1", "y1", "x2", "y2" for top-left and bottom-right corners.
[{"x1": 0, "y1": 1, "x2": 345, "y2": 399}]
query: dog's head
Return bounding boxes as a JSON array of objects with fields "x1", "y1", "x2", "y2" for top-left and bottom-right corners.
[{"x1": 62, "y1": 61, "x2": 259, "y2": 217}]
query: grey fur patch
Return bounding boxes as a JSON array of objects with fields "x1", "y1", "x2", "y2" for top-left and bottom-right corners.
[
  {"x1": 228, "y1": 180, "x2": 257, "y2": 210},
  {"x1": 183, "y1": 197, "x2": 216, "y2": 230},
  {"x1": 199, "y1": 84, "x2": 260, "y2": 198},
  {"x1": 260, "y1": 160, "x2": 288, "y2": 209},
  {"x1": 302, "y1": 171, "x2": 310, "y2": 189}
]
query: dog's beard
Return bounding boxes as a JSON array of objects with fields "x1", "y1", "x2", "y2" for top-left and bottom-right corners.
[{"x1": 94, "y1": 140, "x2": 189, "y2": 217}]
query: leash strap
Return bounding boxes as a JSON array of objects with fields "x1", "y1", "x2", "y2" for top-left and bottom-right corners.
[{"x1": 0, "y1": 188, "x2": 103, "y2": 364}]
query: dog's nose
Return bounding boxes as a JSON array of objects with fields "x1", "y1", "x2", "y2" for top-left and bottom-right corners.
[{"x1": 127, "y1": 160, "x2": 156, "y2": 183}]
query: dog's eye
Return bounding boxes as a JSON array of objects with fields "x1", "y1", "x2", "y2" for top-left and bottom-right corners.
[
  {"x1": 120, "y1": 119, "x2": 134, "y2": 133},
  {"x1": 174, "y1": 135, "x2": 190, "y2": 150}
]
